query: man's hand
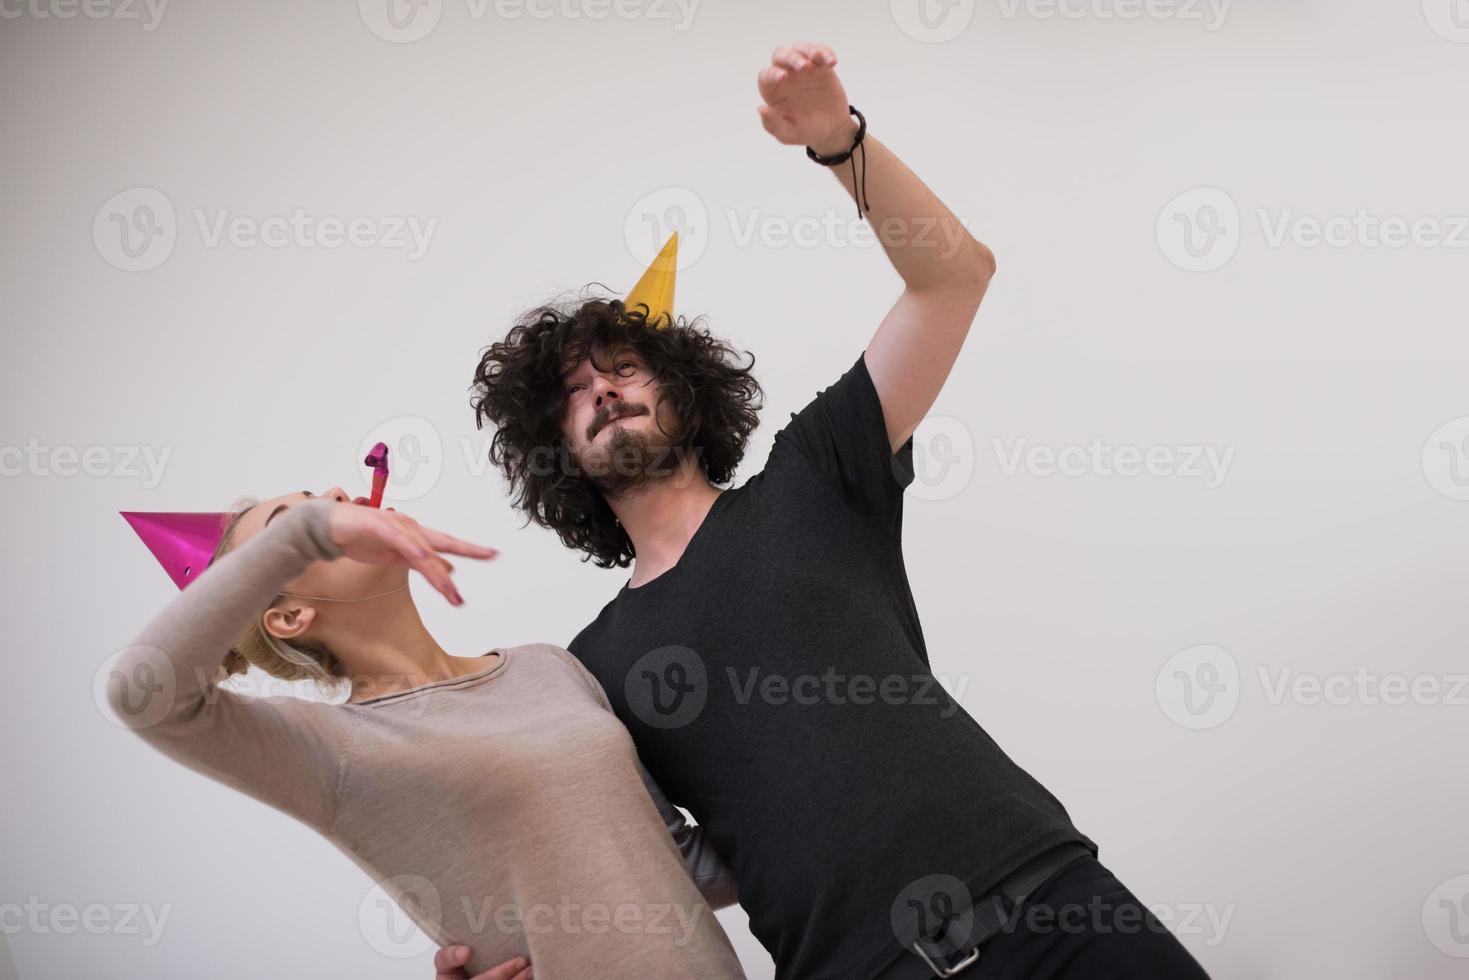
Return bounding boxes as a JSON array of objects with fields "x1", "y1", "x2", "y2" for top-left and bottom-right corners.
[
  {"x1": 433, "y1": 945, "x2": 532, "y2": 980},
  {"x1": 757, "y1": 42, "x2": 856, "y2": 156}
]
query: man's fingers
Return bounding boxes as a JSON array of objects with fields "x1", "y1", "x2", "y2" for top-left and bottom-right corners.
[
  {"x1": 757, "y1": 65, "x2": 786, "y2": 100},
  {"x1": 757, "y1": 105, "x2": 797, "y2": 143},
  {"x1": 771, "y1": 46, "x2": 807, "y2": 72},
  {"x1": 469, "y1": 956, "x2": 530, "y2": 980},
  {"x1": 793, "y1": 41, "x2": 835, "y2": 66},
  {"x1": 433, "y1": 944, "x2": 472, "y2": 978}
]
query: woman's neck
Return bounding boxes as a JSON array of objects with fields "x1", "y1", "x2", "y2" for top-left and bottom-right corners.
[{"x1": 316, "y1": 587, "x2": 490, "y2": 702}]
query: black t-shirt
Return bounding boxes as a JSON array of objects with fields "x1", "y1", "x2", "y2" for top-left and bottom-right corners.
[{"x1": 568, "y1": 354, "x2": 1095, "y2": 980}]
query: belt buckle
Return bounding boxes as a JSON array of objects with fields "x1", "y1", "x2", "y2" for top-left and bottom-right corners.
[
  {"x1": 908, "y1": 889, "x2": 1008, "y2": 978},
  {"x1": 910, "y1": 941, "x2": 980, "y2": 977}
]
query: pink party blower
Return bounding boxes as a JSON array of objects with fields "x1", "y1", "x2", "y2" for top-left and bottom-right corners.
[{"x1": 354, "y1": 442, "x2": 389, "y2": 508}]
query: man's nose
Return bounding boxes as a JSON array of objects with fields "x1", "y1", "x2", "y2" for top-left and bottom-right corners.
[
  {"x1": 320, "y1": 486, "x2": 350, "y2": 502},
  {"x1": 593, "y1": 379, "x2": 622, "y2": 407}
]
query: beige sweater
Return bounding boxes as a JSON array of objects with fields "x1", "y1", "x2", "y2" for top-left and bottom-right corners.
[{"x1": 110, "y1": 498, "x2": 746, "y2": 979}]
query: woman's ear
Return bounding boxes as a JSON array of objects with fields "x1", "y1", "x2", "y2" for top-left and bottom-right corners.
[{"x1": 262, "y1": 601, "x2": 318, "y2": 641}]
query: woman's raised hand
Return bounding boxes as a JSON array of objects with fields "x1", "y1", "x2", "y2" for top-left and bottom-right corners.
[{"x1": 325, "y1": 502, "x2": 497, "y2": 606}]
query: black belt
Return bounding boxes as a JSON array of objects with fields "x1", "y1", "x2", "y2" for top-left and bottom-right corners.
[{"x1": 896, "y1": 841, "x2": 1094, "y2": 978}]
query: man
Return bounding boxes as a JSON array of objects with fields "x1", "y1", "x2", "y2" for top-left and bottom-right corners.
[{"x1": 443, "y1": 42, "x2": 1211, "y2": 980}]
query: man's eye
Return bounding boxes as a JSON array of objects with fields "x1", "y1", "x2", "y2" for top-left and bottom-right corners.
[
  {"x1": 566, "y1": 384, "x2": 586, "y2": 395},
  {"x1": 616, "y1": 362, "x2": 635, "y2": 374}
]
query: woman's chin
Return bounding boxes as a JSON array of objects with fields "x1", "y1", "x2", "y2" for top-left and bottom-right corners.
[{"x1": 332, "y1": 561, "x2": 409, "y2": 598}]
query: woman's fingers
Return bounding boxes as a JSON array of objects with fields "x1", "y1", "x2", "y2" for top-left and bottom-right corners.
[
  {"x1": 329, "y1": 503, "x2": 494, "y2": 606},
  {"x1": 392, "y1": 520, "x2": 499, "y2": 606},
  {"x1": 378, "y1": 517, "x2": 461, "y2": 605},
  {"x1": 420, "y1": 527, "x2": 499, "y2": 561}
]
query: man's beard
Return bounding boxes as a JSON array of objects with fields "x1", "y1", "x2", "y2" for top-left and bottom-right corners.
[{"x1": 578, "y1": 420, "x2": 687, "y2": 496}]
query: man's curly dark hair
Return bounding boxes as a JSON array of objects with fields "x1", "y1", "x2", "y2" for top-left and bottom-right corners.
[{"x1": 470, "y1": 294, "x2": 762, "y2": 568}]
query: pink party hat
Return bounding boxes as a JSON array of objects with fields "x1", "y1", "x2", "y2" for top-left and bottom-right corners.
[{"x1": 120, "y1": 511, "x2": 233, "y2": 590}]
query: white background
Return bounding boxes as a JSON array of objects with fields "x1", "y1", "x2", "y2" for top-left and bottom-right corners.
[{"x1": 3, "y1": 0, "x2": 1468, "y2": 977}]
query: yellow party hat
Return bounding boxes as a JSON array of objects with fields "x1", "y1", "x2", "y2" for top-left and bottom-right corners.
[{"x1": 623, "y1": 232, "x2": 678, "y2": 329}]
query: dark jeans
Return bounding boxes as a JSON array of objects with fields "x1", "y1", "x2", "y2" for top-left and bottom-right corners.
[{"x1": 871, "y1": 857, "x2": 1212, "y2": 980}]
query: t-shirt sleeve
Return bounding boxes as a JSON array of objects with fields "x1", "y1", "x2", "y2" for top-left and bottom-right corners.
[{"x1": 771, "y1": 352, "x2": 916, "y2": 540}]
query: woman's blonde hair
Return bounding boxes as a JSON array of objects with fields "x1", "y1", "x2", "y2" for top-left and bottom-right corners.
[{"x1": 213, "y1": 497, "x2": 347, "y2": 689}]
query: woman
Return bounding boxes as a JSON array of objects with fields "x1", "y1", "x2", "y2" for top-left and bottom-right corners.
[{"x1": 109, "y1": 487, "x2": 746, "y2": 980}]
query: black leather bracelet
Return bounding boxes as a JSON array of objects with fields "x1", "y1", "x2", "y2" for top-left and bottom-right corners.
[
  {"x1": 805, "y1": 105, "x2": 871, "y2": 219},
  {"x1": 805, "y1": 105, "x2": 867, "y2": 165}
]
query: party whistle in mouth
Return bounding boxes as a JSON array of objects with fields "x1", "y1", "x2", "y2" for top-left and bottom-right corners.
[{"x1": 355, "y1": 442, "x2": 390, "y2": 508}]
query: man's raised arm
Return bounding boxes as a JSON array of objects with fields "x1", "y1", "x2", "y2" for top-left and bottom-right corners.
[{"x1": 757, "y1": 42, "x2": 996, "y2": 452}]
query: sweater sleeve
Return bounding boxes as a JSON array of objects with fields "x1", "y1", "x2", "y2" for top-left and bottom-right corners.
[
  {"x1": 543, "y1": 644, "x2": 740, "y2": 910},
  {"x1": 106, "y1": 497, "x2": 354, "y2": 831}
]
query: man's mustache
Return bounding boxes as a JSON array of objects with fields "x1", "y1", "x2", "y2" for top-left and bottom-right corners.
[{"x1": 587, "y1": 402, "x2": 649, "y2": 441}]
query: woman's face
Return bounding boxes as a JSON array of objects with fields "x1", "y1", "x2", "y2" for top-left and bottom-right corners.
[{"x1": 230, "y1": 487, "x2": 406, "y2": 606}]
